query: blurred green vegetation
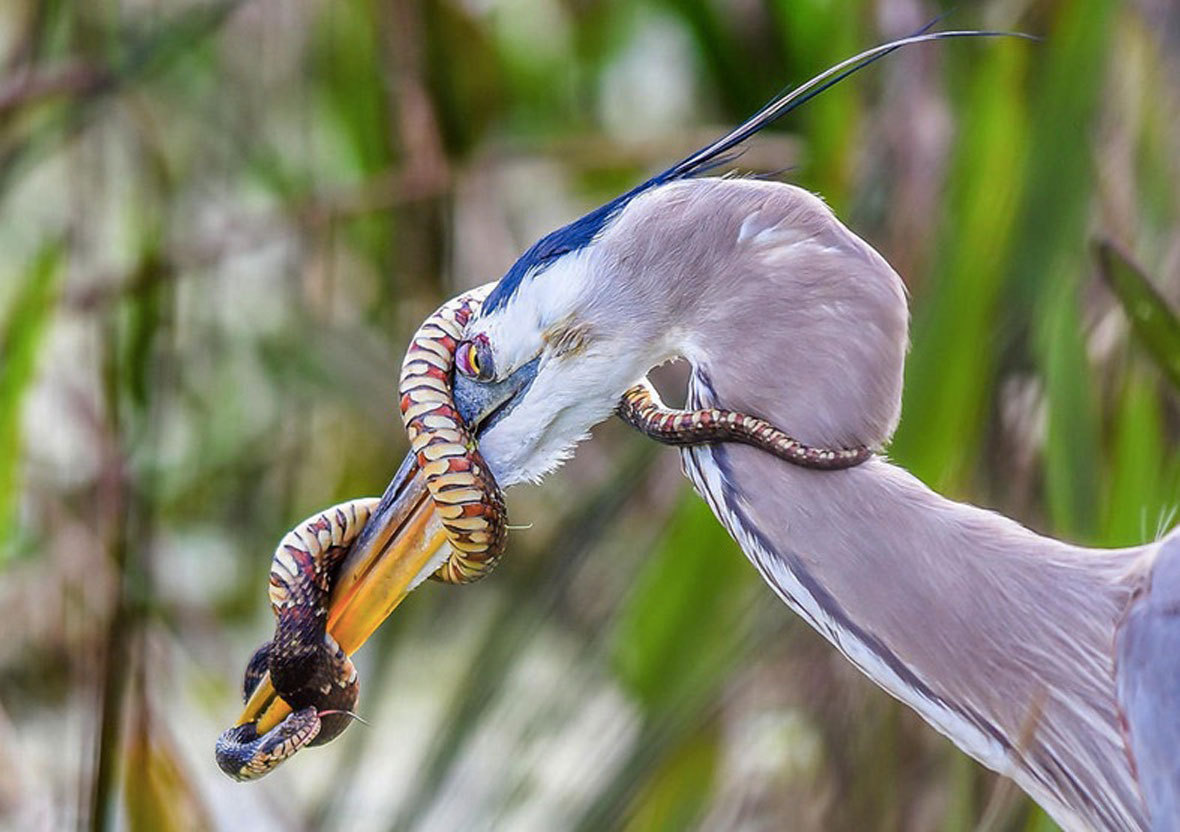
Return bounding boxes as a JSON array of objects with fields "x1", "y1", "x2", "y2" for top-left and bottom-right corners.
[{"x1": 0, "y1": 1, "x2": 1177, "y2": 830}]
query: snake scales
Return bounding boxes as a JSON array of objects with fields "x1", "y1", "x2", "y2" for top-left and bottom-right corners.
[{"x1": 216, "y1": 287, "x2": 870, "y2": 780}]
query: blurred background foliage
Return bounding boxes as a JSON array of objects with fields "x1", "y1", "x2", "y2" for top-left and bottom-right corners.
[{"x1": 0, "y1": 0, "x2": 1178, "y2": 829}]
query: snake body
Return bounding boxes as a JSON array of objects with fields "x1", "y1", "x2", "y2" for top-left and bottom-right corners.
[
  {"x1": 217, "y1": 288, "x2": 870, "y2": 780},
  {"x1": 617, "y1": 379, "x2": 871, "y2": 470},
  {"x1": 398, "y1": 286, "x2": 507, "y2": 585}
]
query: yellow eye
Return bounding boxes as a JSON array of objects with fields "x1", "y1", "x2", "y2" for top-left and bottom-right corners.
[{"x1": 457, "y1": 336, "x2": 494, "y2": 380}]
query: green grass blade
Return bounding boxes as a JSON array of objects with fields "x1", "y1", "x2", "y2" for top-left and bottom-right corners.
[
  {"x1": 1039, "y1": 280, "x2": 1101, "y2": 537},
  {"x1": 1095, "y1": 241, "x2": 1180, "y2": 391},
  {"x1": 0, "y1": 243, "x2": 63, "y2": 564},
  {"x1": 1104, "y1": 368, "x2": 1166, "y2": 546},
  {"x1": 1005, "y1": 0, "x2": 1118, "y2": 319}
]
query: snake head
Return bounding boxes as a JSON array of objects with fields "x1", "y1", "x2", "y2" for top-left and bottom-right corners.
[
  {"x1": 219, "y1": 633, "x2": 360, "y2": 780},
  {"x1": 215, "y1": 706, "x2": 322, "y2": 781}
]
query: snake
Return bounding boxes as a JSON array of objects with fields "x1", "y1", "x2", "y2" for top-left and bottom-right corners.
[
  {"x1": 616, "y1": 378, "x2": 872, "y2": 470},
  {"x1": 216, "y1": 288, "x2": 870, "y2": 780}
]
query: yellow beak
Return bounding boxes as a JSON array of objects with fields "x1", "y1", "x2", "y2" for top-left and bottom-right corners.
[{"x1": 235, "y1": 458, "x2": 447, "y2": 735}]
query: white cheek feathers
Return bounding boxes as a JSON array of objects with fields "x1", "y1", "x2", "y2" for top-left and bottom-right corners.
[{"x1": 475, "y1": 251, "x2": 594, "y2": 378}]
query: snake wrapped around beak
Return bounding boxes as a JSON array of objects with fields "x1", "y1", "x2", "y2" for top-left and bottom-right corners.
[
  {"x1": 214, "y1": 284, "x2": 870, "y2": 780},
  {"x1": 215, "y1": 287, "x2": 507, "y2": 780}
]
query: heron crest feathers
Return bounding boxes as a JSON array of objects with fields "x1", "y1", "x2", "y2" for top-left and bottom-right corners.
[{"x1": 482, "y1": 29, "x2": 1031, "y2": 315}]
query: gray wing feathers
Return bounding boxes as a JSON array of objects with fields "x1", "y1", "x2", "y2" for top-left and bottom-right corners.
[{"x1": 1117, "y1": 533, "x2": 1180, "y2": 831}]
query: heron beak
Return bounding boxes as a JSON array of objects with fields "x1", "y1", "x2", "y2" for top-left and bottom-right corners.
[{"x1": 233, "y1": 356, "x2": 541, "y2": 735}]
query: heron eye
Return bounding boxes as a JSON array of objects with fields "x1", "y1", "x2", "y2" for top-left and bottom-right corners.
[{"x1": 456, "y1": 335, "x2": 494, "y2": 381}]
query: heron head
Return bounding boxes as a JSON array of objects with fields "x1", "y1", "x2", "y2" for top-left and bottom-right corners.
[
  {"x1": 451, "y1": 231, "x2": 659, "y2": 487},
  {"x1": 450, "y1": 175, "x2": 912, "y2": 485}
]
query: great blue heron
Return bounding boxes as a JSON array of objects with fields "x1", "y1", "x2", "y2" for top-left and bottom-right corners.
[{"x1": 224, "y1": 32, "x2": 1179, "y2": 830}]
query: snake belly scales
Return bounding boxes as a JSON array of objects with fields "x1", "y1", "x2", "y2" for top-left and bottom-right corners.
[{"x1": 215, "y1": 288, "x2": 870, "y2": 779}]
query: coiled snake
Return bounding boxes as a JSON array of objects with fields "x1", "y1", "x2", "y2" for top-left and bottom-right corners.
[{"x1": 216, "y1": 286, "x2": 870, "y2": 779}]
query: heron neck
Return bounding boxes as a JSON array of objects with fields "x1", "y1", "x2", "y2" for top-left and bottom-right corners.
[{"x1": 688, "y1": 433, "x2": 1145, "y2": 828}]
